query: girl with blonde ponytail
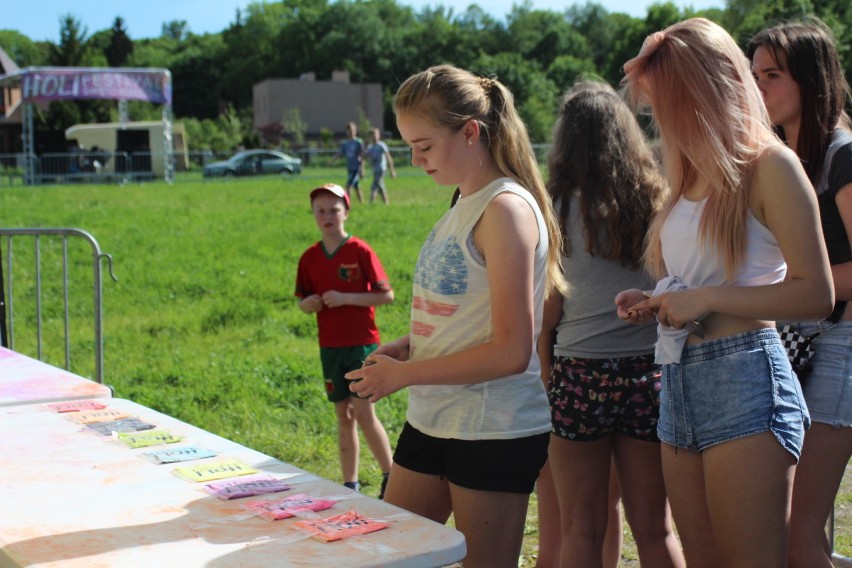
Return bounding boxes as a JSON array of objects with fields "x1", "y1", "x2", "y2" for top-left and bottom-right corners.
[{"x1": 345, "y1": 64, "x2": 564, "y2": 567}]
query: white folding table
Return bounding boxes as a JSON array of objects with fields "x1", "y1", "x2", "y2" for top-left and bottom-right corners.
[
  {"x1": 0, "y1": 346, "x2": 112, "y2": 407},
  {"x1": 0, "y1": 397, "x2": 465, "y2": 567}
]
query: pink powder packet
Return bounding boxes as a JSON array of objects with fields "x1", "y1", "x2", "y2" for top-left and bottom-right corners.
[
  {"x1": 243, "y1": 494, "x2": 336, "y2": 521},
  {"x1": 203, "y1": 475, "x2": 291, "y2": 499},
  {"x1": 46, "y1": 400, "x2": 107, "y2": 413}
]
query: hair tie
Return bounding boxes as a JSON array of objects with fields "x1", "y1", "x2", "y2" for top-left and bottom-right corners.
[{"x1": 479, "y1": 76, "x2": 495, "y2": 94}]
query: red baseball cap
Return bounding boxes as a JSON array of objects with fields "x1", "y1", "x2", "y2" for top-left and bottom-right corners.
[{"x1": 309, "y1": 183, "x2": 350, "y2": 209}]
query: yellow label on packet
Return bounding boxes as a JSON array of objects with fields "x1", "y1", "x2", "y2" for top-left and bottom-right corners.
[
  {"x1": 67, "y1": 408, "x2": 131, "y2": 424},
  {"x1": 116, "y1": 429, "x2": 184, "y2": 448},
  {"x1": 172, "y1": 459, "x2": 258, "y2": 483}
]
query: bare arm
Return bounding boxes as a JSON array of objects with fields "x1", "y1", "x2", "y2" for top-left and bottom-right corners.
[
  {"x1": 830, "y1": 183, "x2": 852, "y2": 303},
  {"x1": 321, "y1": 289, "x2": 394, "y2": 308},
  {"x1": 298, "y1": 294, "x2": 324, "y2": 314},
  {"x1": 384, "y1": 148, "x2": 396, "y2": 178},
  {"x1": 537, "y1": 292, "x2": 563, "y2": 387},
  {"x1": 369, "y1": 334, "x2": 411, "y2": 362},
  {"x1": 630, "y1": 146, "x2": 834, "y2": 326},
  {"x1": 346, "y1": 192, "x2": 540, "y2": 401}
]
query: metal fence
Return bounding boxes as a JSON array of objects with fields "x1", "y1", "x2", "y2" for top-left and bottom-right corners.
[
  {"x1": 0, "y1": 151, "x2": 188, "y2": 185},
  {"x1": 0, "y1": 228, "x2": 117, "y2": 384},
  {"x1": 0, "y1": 144, "x2": 554, "y2": 186}
]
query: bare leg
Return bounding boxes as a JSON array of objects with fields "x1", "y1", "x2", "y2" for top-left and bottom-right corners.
[
  {"x1": 603, "y1": 466, "x2": 623, "y2": 568},
  {"x1": 789, "y1": 423, "x2": 852, "y2": 568},
  {"x1": 351, "y1": 397, "x2": 393, "y2": 473},
  {"x1": 703, "y1": 432, "x2": 795, "y2": 568},
  {"x1": 661, "y1": 444, "x2": 720, "y2": 568},
  {"x1": 333, "y1": 399, "x2": 358, "y2": 483},
  {"x1": 535, "y1": 460, "x2": 561, "y2": 567},
  {"x1": 549, "y1": 433, "x2": 614, "y2": 566},
  {"x1": 614, "y1": 436, "x2": 684, "y2": 567},
  {"x1": 382, "y1": 463, "x2": 452, "y2": 523},
  {"x1": 450, "y1": 483, "x2": 531, "y2": 568}
]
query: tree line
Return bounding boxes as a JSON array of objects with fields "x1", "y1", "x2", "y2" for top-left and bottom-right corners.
[{"x1": 0, "y1": 0, "x2": 849, "y2": 151}]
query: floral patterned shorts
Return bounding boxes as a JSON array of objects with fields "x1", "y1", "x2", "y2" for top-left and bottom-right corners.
[{"x1": 548, "y1": 354, "x2": 661, "y2": 442}]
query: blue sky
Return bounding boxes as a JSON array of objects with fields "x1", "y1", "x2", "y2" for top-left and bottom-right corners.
[{"x1": 5, "y1": 0, "x2": 724, "y2": 42}]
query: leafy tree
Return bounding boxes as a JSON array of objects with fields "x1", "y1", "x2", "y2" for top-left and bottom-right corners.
[
  {"x1": 38, "y1": 15, "x2": 111, "y2": 144},
  {"x1": 602, "y1": 9, "x2": 668, "y2": 84},
  {"x1": 106, "y1": 17, "x2": 134, "y2": 67},
  {"x1": 0, "y1": 30, "x2": 48, "y2": 66},
  {"x1": 506, "y1": 4, "x2": 591, "y2": 69},
  {"x1": 170, "y1": 35, "x2": 225, "y2": 119},
  {"x1": 283, "y1": 107, "x2": 308, "y2": 148},
  {"x1": 566, "y1": 2, "x2": 616, "y2": 72},
  {"x1": 161, "y1": 20, "x2": 189, "y2": 41},
  {"x1": 48, "y1": 14, "x2": 90, "y2": 66},
  {"x1": 217, "y1": 104, "x2": 245, "y2": 150},
  {"x1": 220, "y1": 2, "x2": 290, "y2": 108},
  {"x1": 547, "y1": 55, "x2": 600, "y2": 94},
  {"x1": 125, "y1": 37, "x2": 174, "y2": 68}
]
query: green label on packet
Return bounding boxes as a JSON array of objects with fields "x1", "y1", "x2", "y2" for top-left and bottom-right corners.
[{"x1": 116, "y1": 429, "x2": 185, "y2": 448}]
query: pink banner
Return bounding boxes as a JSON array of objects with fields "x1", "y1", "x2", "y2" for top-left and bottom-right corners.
[{"x1": 21, "y1": 69, "x2": 171, "y2": 104}]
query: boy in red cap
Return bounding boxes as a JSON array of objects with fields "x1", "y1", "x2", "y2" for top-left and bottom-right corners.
[{"x1": 295, "y1": 183, "x2": 394, "y2": 497}]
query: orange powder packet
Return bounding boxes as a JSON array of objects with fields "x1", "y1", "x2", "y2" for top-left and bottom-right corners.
[{"x1": 294, "y1": 510, "x2": 390, "y2": 542}]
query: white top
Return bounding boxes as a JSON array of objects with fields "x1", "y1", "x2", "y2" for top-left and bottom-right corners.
[
  {"x1": 407, "y1": 178, "x2": 551, "y2": 440},
  {"x1": 660, "y1": 197, "x2": 786, "y2": 288},
  {"x1": 655, "y1": 197, "x2": 787, "y2": 364}
]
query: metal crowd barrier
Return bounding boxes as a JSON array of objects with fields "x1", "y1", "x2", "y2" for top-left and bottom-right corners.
[
  {"x1": 0, "y1": 228, "x2": 117, "y2": 383},
  {"x1": 0, "y1": 151, "x2": 195, "y2": 185}
]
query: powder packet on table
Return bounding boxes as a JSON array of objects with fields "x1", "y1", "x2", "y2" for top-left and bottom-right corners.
[
  {"x1": 172, "y1": 459, "x2": 257, "y2": 483},
  {"x1": 67, "y1": 408, "x2": 131, "y2": 424},
  {"x1": 203, "y1": 474, "x2": 292, "y2": 499},
  {"x1": 87, "y1": 418, "x2": 156, "y2": 436},
  {"x1": 47, "y1": 400, "x2": 107, "y2": 413},
  {"x1": 243, "y1": 494, "x2": 336, "y2": 521},
  {"x1": 294, "y1": 510, "x2": 390, "y2": 542},
  {"x1": 143, "y1": 446, "x2": 218, "y2": 464},
  {"x1": 115, "y1": 429, "x2": 184, "y2": 448}
]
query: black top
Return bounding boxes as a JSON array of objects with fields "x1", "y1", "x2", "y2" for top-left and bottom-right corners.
[{"x1": 816, "y1": 129, "x2": 852, "y2": 266}]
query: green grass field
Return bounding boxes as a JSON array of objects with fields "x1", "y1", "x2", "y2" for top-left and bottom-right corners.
[{"x1": 1, "y1": 170, "x2": 849, "y2": 565}]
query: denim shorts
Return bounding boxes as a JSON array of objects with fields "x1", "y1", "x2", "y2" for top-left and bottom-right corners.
[
  {"x1": 658, "y1": 328, "x2": 810, "y2": 460},
  {"x1": 784, "y1": 320, "x2": 852, "y2": 427}
]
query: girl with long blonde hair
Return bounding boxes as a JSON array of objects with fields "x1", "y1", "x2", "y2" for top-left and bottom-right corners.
[
  {"x1": 346, "y1": 64, "x2": 566, "y2": 567},
  {"x1": 616, "y1": 18, "x2": 833, "y2": 567}
]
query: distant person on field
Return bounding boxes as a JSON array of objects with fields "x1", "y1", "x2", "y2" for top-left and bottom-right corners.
[
  {"x1": 295, "y1": 183, "x2": 394, "y2": 497},
  {"x1": 364, "y1": 128, "x2": 396, "y2": 204},
  {"x1": 339, "y1": 122, "x2": 365, "y2": 203}
]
